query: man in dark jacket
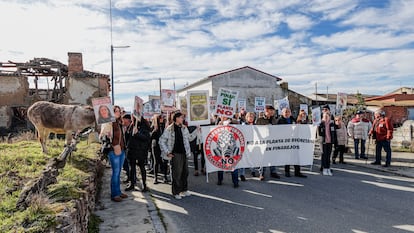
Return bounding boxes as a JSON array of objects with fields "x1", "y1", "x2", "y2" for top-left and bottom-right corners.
[
  {"x1": 276, "y1": 108, "x2": 307, "y2": 178},
  {"x1": 125, "y1": 114, "x2": 151, "y2": 192},
  {"x1": 256, "y1": 105, "x2": 280, "y2": 180}
]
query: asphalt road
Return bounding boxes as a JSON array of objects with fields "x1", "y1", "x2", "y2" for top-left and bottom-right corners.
[{"x1": 147, "y1": 160, "x2": 414, "y2": 233}]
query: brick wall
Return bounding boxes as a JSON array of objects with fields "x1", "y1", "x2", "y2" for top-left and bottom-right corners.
[{"x1": 383, "y1": 106, "x2": 407, "y2": 126}]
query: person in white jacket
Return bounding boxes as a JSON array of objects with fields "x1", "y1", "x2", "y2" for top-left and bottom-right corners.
[
  {"x1": 347, "y1": 111, "x2": 372, "y2": 159},
  {"x1": 159, "y1": 112, "x2": 192, "y2": 200}
]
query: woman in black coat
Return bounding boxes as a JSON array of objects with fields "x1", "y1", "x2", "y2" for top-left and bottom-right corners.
[
  {"x1": 125, "y1": 114, "x2": 151, "y2": 191},
  {"x1": 318, "y1": 112, "x2": 337, "y2": 176}
]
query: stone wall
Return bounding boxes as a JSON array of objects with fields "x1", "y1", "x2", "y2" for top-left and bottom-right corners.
[
  {"x1": 392, "y1": 120, "x2": 414, "y2": 148},
  {"x1": 54, "y1": 159, "x2": 104, "y2": 233}
]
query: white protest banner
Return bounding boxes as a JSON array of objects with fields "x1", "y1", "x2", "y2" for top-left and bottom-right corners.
[
  {"x1": 187, "y1": 90, "x2": 210, "y2": 126},
  {"x1": 201, "y1": 124, "x2": 317, "y2": 173},
  {"x1": 215, "y1": 88, "x2": 239, "y2": 118},
  {"x1": 254, "y1": 97, "x2": 265, "y2": 112}
]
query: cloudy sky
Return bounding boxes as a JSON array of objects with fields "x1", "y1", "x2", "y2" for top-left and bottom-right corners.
[{"x1": 1, "y1": 0, "x2": 413, "y2": 110}]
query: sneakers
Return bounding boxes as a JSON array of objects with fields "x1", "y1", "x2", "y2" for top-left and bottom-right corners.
[
  {"x1": 180, "y1": 191, "x2": 191, "y2": 197},
  {"x1": 322, "y1": 169, "x2": 329, "y2": 176},
  {"x1": 327, "y1": 169, "x2": 333, "y2": 176},
  {"x1": 240, "y1": 175, "x2": 246, "y2": 181},
  {"x1": 174, "y1": 194, "x2": 182, "y2": 200}
]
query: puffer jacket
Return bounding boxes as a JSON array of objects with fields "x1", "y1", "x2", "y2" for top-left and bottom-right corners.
[
  {"x1": 347, "y1": 117, "x2": 371, "y2": 140},
  {"x1": 159, "y1": 123, "x2": 192, "y2": 160},
  {"x1": 335, "y1": 123, "x2": 348, "y2": 146},
  {"x1": 370, "y1": 117, "x2": 393, "y2": 141},
  {"x1": 318, "y1": 120, "x2": 338, "y2": 145}
]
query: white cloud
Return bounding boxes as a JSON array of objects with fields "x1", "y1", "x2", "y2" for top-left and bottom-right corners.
[{"x1": 1, "y1": 0, "x2": 413, "y2": 110}]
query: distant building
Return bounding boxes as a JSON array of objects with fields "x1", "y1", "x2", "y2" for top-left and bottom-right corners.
[
  {"x1": 365, "y1": 88, "x2": 414, "y2": 125},
  {"x1": 176, "y1": 66, "x2": 312, "y2": 117}
]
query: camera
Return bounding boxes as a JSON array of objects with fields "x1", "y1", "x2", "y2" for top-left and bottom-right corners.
[{"x1": 100, "y1": 135, "x2": 112, "y2": 154}]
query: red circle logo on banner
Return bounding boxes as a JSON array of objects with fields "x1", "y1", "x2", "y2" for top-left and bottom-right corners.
[{"x1": 204, "y1": 125, "x2": 245, "y2": 170}]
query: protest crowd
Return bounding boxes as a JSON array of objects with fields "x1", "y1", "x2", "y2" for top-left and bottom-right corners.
[{"x1": 96, "y1": 90, "x2": 394, "y2": 202}]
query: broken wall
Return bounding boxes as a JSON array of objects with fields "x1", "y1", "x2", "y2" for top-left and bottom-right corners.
[
  {"x1": 0, "y1": 76, "x2": 29, "y2": 106},
  {"x1": 64, "y1": 77, "x2": 109, "y2": 105}
]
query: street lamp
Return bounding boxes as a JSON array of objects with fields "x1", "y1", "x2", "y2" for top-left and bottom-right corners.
[
  {"x1": 109, "y1": 0, "x2": 129, "y2": 105},
  {"x1": 110, "y1": 45, "x2": 130, "y2": 105}
]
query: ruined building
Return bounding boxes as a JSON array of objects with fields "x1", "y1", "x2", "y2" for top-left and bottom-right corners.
[{"x1": 0, "y1": 52, "x2": 109, "y2": 135}]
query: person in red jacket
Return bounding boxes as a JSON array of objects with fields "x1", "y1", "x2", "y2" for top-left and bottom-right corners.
[{"x1": 369, "y1": 110, "x2": 393, "y2": 167}]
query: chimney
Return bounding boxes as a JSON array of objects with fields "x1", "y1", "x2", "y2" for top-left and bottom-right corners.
[
  {"x1": 68, "y1": 52, "x2": 83, "y2": 75},
  {"x1": 280, "y1": 82, "x2": 288, "y2": 90}
]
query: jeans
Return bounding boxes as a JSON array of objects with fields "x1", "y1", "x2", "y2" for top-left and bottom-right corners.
[
  {"x1": 354, "y1": 139, "x2": 366, "y2": 158},
  {"x1": 375, "y1": 140, "x2": 392, "y2": 165},
  {"x1": 109, "y1": 150, "x2": 125, "y2": 198}
]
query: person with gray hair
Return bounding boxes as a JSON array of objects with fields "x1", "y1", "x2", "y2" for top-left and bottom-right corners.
[
  {"x1": 369, "y1": 110, "x2": 393, "y2": 167},
  {"x1": 276, "y1": 108, "x2": 307, "y2": 178}
]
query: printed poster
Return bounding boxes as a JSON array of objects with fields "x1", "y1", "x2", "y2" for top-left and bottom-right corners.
[
  {"x1": 336, "y1": 92, "x2": 347, "y2": 116},
  {"x1": 179, "y1": 96, "x2": 188, "y2": 115},
  {"x1": 187, "y1": 90, "x2": 210, "y2": 125},
  {"x1": 92, "y1": 96, "x2": 115, "y2": 124},
  {"x1": 312, "y1": 107, "x2": 321, "y2": 126},
  {"x1": 161, "y1": 89, "x2": 175, "y2": 107},
  {"x1": 275, "y1": 96, "x2": 290, "y2": 113},
  {"x1": 238, "y1": 99, "x2": 246, "y2": 112},
  {"x1": 215, "y1": 88, "x2": 239, "y2": 118},
  {"x1": 134, "y1": 96, "x2": 144, "y2": 116},
  {"x1": 255, "y1": 97, "x2": 265, "y2": 112}
]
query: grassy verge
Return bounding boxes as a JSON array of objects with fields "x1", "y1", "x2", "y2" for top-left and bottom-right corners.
[{"x1": 0, "y1": 136, "x2": 100, "y2": 232}]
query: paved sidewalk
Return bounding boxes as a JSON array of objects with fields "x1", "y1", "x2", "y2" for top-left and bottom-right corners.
[
  {"x1": 94, "y1": 148, "x2": 413, "y2": 233},
  {"x1": 94, "y1": 164, "x2": 164, "y2": 233}
]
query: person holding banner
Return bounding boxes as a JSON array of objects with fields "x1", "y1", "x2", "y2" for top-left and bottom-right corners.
[
  {"x1": 276, "y1": 108, "x2": 307, "y2": 178},
  {"x1": 216, "y1": 116, "x2": 240, "y2": 188},
  {"x1": 239, "y1": 112, "x2": 258, "y2": 180},
  {"x1": 159, "y1": 112, "x2": 192, "y2": 199},
  {"x1": 318, "y1": 112, "x2": 337, "y2": 176},
  {"x1": 255, "y1": 105, "x2": 280, "y2": 180}
]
